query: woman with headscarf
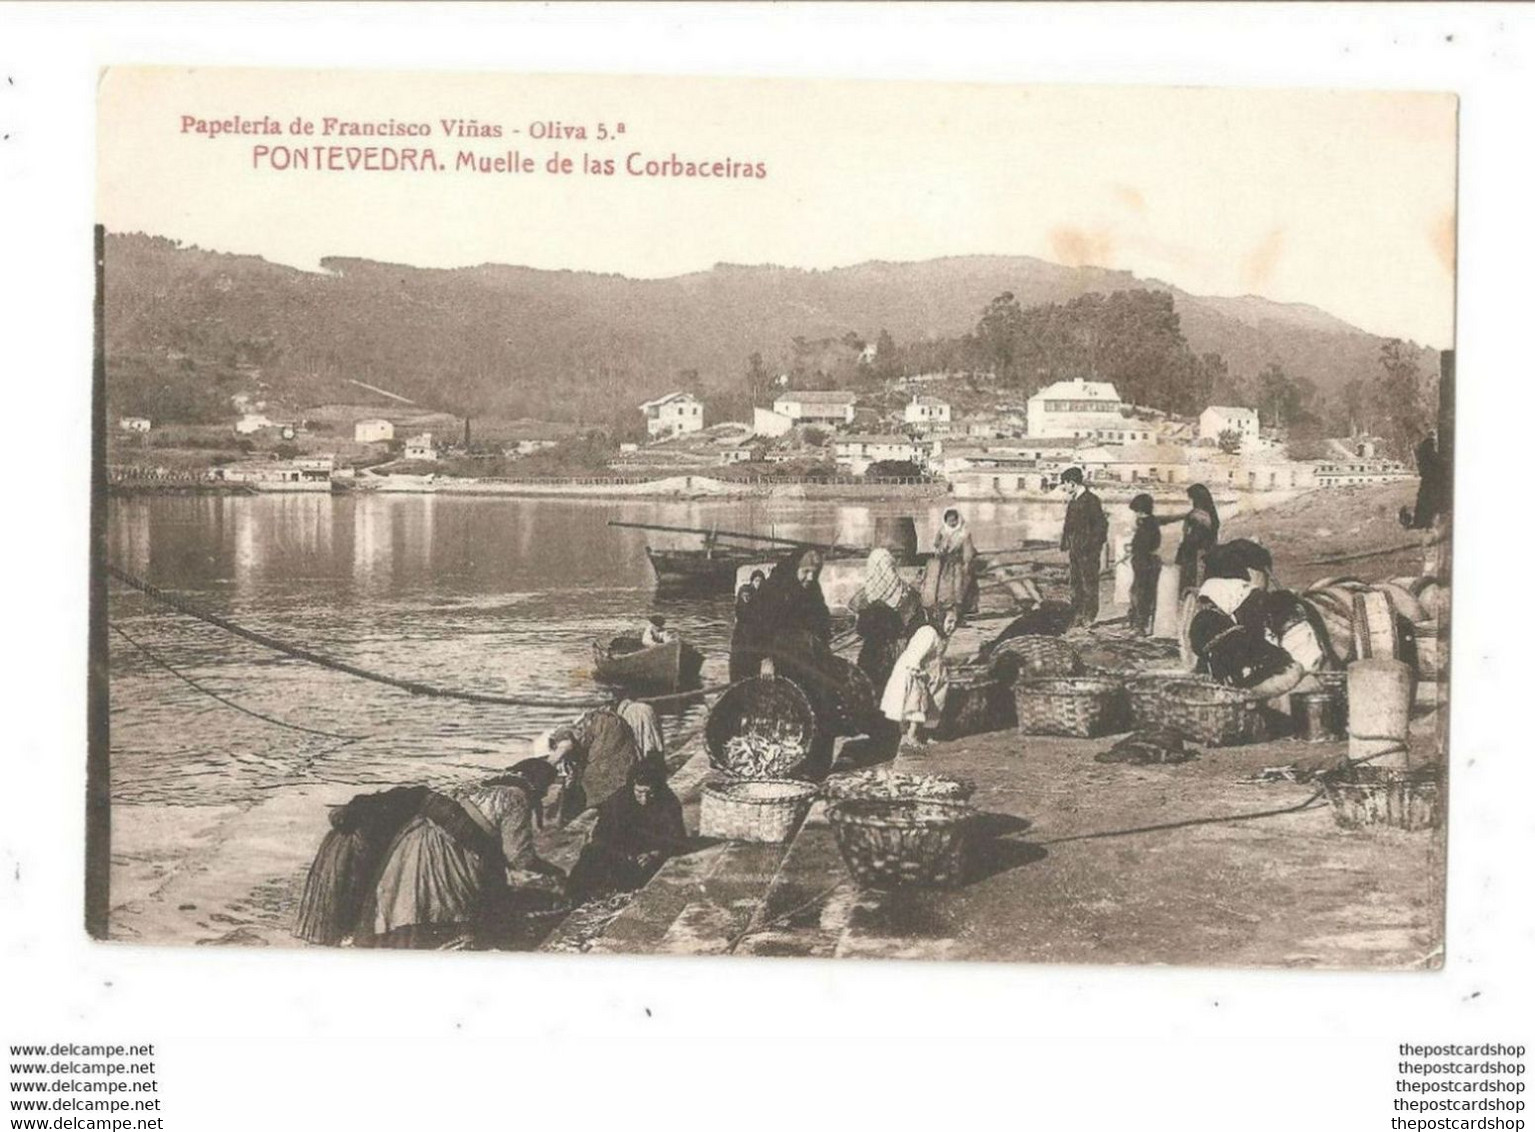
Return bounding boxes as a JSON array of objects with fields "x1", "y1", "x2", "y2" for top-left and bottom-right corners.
[
  {"x1": 614, "y1": 695, "x2": 665, "y2": 771},
  {"x1": 880, "y1": 606, "x2": 959, "y2": 750},
  {"x1": 920, "y1": 508, "x2": 978, "y2": 619},
  {"x1": 361, "y1": 759, "x2": 563, "y2": 949},
  {"x1": 847, "y1": 547, "x2": 919, "y2": 693},
  {"x1": 567, "y1": 760, "x2": 690, "y2": 902},
  {"x1": 1174, "y1": 484, "x2": 1221, "y2": 595}
]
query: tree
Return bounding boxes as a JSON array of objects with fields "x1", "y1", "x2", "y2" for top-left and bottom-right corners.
[
  {"x1": 1217, "y1": 429, "x2": 1243, "y2": 455},
  {"x1": 744, "y1": 351, "x2": 771, "y2": 406},
  {"x1": 975, "y1": 292, "x2": 1026, "y2": 385},
  {"x1": 873, "y1": 328, "x2": 899, "y2": 381},
  {"x1": 1377, "y1": 339, "x2": 1431, "y2": 457}
]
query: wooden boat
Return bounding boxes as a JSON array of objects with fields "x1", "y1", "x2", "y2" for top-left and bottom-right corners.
[
  {"x1": 592, "y1": 635, "x2": 706, "y2": 693},
  {"x1": 644, "y1": 545, "x2": 766, "y2": 592}
]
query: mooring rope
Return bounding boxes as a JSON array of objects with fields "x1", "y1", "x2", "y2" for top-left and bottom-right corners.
[
  {"x1": 110, "y1": 622, "x2": 368, "y2": 742},
  {"x1": 107, "y1": 563, "x2": 737, "y2": 710}
]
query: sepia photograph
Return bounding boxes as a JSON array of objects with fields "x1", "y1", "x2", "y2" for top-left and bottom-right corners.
[{"x1": 93, "y1": 67, "x2": 1456, "y2": 968}]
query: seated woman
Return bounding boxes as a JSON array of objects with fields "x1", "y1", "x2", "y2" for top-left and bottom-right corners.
[
  {"x1": 1187, "y1": 541, "x2": 1328, "y2": 699},
  {"x1": 567, "y1": 761, "x2": 689, "y2": 903},
  {"x1": 359, "y1": 758, "x2": 563, "y2": 950},
  {"x1": 880, "y1": 606, "x2": 959, "y2": 750}
]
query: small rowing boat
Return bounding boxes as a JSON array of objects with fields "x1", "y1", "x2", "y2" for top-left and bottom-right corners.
[{"x1": 592, "y1": 635, "x2": 706, "y2": 694}]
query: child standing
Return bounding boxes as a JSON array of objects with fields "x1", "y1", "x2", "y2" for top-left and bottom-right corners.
[{"x1": 1127, "y1": 494, "x2": 1162, "y2": 636}]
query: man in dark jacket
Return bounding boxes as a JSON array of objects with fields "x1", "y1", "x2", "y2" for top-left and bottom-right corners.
[{"x1": 1059, "y1": 466, "x2": 1108, "y2": 629}]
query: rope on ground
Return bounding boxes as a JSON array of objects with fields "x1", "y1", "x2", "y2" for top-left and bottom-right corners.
[
  {"x1": 107, "y1": 563, "x2": 737, "y2": 710},
  {"x1": 1303, "y1": 532, "x2": 1446, "y2": 567},
  {"x1": 109, "y1": 622, "x2": 369, "y2": 742},
  {"x1": 1037, "y1": 743, "x2": 1411, "y2": 847}
]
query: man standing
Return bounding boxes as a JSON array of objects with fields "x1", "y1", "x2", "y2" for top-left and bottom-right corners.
[{"x1": 1059, "y1": 466, "x2": 1108, "y2": 630}]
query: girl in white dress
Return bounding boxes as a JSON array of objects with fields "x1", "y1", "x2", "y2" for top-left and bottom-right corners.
[{"x1": 880, "y1": 607, "x2": 958, "y2": 749}]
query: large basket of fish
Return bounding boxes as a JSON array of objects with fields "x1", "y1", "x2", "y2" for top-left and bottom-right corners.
[
  {"x1": 1319, "y1": 765, "x2": 1442, "y2": 831},
  {"x1": 935, "y1": 662, "x2": 1014, "y2": 740},
  {"x1": 700, "y1": 779, "x2": 820, "y2": 843},
  {"x1": 1012, "y1": 676, "x2": 1127, "y2": 739},
  {"x1": 706, "y1": 674, "x2": 817, "y2": 779},
  {"x1": 827, "y1": 798, "x2": 975, "y2": 889},
  {"x1": 822, "y1": 769, "x2": 976, "y2": 805},
  {"x1": 986, "y1": 635, "x2": 1082, "y2": 683},
  {"x1": 1126, "y1": 677, "x2": 1262, "y2": 747}
]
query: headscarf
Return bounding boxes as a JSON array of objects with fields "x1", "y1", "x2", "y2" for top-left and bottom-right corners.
[
  {"x1": 933, "y1": 511, "x2": 970, "y2": 556},
  {"x1": 1198, "y1": 577, "x2": 1254, "y2": 618},
  {"x1": 861, "y1": 547, "x2": 909, "y2": 609}
]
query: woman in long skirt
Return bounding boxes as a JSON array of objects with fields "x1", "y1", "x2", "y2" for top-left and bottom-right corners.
[
  {"x1": 1173, "y1": 484, "x2": 1220, "y2": 595},
  {"x1": 880, "y1": 607, "x2": 958, "y2": 749},
  {"x1": 919, "y1": 509, "x2": 977, "y2": 619}
]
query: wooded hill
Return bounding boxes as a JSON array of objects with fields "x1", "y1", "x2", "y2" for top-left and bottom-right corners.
[{"x1": 104, "y1": 232, "x2": 1439, "y2": 442}]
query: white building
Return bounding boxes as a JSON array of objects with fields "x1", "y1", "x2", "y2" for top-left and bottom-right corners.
[
  {"x1": 404, "y1": 433, "x2": 438, "y2": 461},
  {"x1": 772, "y1": 390, "x2": 857, "y2": 428},
  {"x1": 1075, "y1": 443, "x2": 1191, "y2": 485},
  {"x1": 1199, "y1": 406, "x2": 1261, "y2": 449},
  {"x1": 719, "y1": 446, "x2": 756, "y2": 466},
  {"x1": 354, "y1": 418, "x2": 394, "y2": 444},
  {"x1": 752, "y1": 407, "x2": 795, "y2": 438},
  {"x1": 903, "y1": 396, "x2": 951, "y2": 431},
  {"x1": 235, "y1": 413, "x2": 274, "y2": 435},
  {"x1": 1026, "y1": 379, "x2": 1125, "y2": 438},
  {"x1": 640, "y1": 392, "x2": 705, "y2": 439},
  {"x1": 833, "y1": 434, "x2": 924, "y2": 475},
  {"x1": 118, "y1": 416, "x2": 152, "y2": 433}
]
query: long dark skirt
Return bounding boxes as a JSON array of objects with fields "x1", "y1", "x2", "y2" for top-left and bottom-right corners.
[{"x1": 293, "y1": 828, "x2": 370, "y2": 945}]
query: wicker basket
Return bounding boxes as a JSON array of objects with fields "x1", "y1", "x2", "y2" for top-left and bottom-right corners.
[
  {"x1": 705, "y1": 675, "x2": 817, "y2": 779},
  {"x1": 1126, "y1": 677, "x2": 1262, "y2": 747},
  {"x1": 1320, "y1": 765, "x2": 1442, "y2": 831},
  {"x1": 1012, "y1": 676, "x2": 1127, "y2": 738},
  {"x1": 700, "y1": 779, "x2": 819, "y2": 843},
  {"x1": 822, "y1": 769, "x2": 976, "y2": 805},
  {"x1": 1412, "y1": 620, "x2": 1445, "y2": 682},
  {"x1": 987, "y1": 635, "x2": 1082, "y2": 683},
  {"x1": 827, "y1": 798, "x2": 974, "y2": 889},
  {"x1": 935, "y1": 663, "x2": 1014, "y2": 740}
]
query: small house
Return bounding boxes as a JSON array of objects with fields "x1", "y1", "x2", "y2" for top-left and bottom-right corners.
[
  {"x1": 772, "y1": 390, "x2": 858, "y2": 428},
  {"x1": 118, "y1": 416, "x2": 152, "y2": 433},
  {"x1": 903, "y1": 396, "x2": 952, "y2": 431},
  {"x1": 354, "y1": 418, "x2": 394, "y2": 444},
  {"x1": 404, "y1": 433, "x2": 438, "y2": 461}
]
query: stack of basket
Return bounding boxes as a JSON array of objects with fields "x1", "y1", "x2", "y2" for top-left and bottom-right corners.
[
  {"x1": 700, "y1": 672, "x2": 821, "y2": 843},
  {"x1": 934, "y1": 661, "x2": 1014, "y2": 740}
]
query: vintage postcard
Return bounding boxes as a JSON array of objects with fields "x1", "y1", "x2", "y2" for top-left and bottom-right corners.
[{"x1": 93, "y1": 67, "x2": 1455, "y2": 966}]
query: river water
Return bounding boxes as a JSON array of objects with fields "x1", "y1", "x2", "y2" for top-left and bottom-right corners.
[{"x1": 106, "y1": 493, "x2": 1087, "y2": 808}]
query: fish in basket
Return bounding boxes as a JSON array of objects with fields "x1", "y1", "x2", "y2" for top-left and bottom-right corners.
[
  {"x1": 1012, "y1": 676, "x2": 1128, "y2": 739},
  {"x1": 699, "y1": 779, "x2": 820, "y2": 843},
  {"x1": 704, "y1": 672, "x2": 818, "y2": 779},
  {"x1": 827, "y1": 798, "x2": 975, "y2": 889},
  {"x1": 1126, "y1": 676, "x2": 1264, "y2": 747},
  {"x1": 822, "y1": 769, "x2": 976, "y2": 805}
]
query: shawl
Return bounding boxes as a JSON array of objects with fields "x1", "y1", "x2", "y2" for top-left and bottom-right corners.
[
  {"x1": 1199, "y1": 577, "x2": 1255, "y2": 618},
  {"x1": 933, "y1": 517, "x2": 971, "y2": 557},
  {"x1": 861, "y1": 547, "x2": 910, "y2": 609}
]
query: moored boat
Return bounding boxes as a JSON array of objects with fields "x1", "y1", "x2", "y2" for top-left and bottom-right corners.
[
  {"x1": 644, "y1": 545, "x2": 765, "y2": 592},
  {"x1": 592, "y1": 635, "x2": 706, "y2": 693}
]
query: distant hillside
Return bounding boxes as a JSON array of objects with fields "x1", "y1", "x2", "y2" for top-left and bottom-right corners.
[{"x1": 103, "y1": 233, "x2": 1438, "y2": 426}]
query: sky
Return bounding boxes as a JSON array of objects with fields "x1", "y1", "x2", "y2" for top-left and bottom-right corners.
[{"x1": 98, "y1": 68, "x2": 1457, "y2": 347}]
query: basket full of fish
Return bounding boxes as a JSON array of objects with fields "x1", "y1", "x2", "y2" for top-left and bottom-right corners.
[
  {"x1": 705, "y1": 672, "x2": 818, "y2": 779},
  {"x1": 826, "y1": 798, "x2": 975, "y2": 889}
]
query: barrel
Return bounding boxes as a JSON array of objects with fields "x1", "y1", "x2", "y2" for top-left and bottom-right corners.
[
  {"x1": 873, "y1": 516, "x2": 919, "y2": 563},
  {"x1": 1347, "y1": 658, "x2": 1413, "y2": 769}
]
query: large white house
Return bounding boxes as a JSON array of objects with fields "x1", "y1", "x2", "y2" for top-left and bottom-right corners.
[
  {"x1": 903, "y1": 396, "x2": 951, "y2": 431},
  {"x1": 1199, "y1": 406, "x2": 1261, "y2": 448},
  {"x1": 772, "y1": 390, "x2": 857, "y2": 427},
  {"x1": 1025, "y1": 379, "x2": 1125, "y2": 438},
  {"x1": 833, "y1": 434, "x2": 924, "y2": 475},
  {"x1": 354, "y1": 418, "x2": 394, "y2": 444},
  {"x1": 640, "y1": 392, "x2": 705, "y2": 439}
]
